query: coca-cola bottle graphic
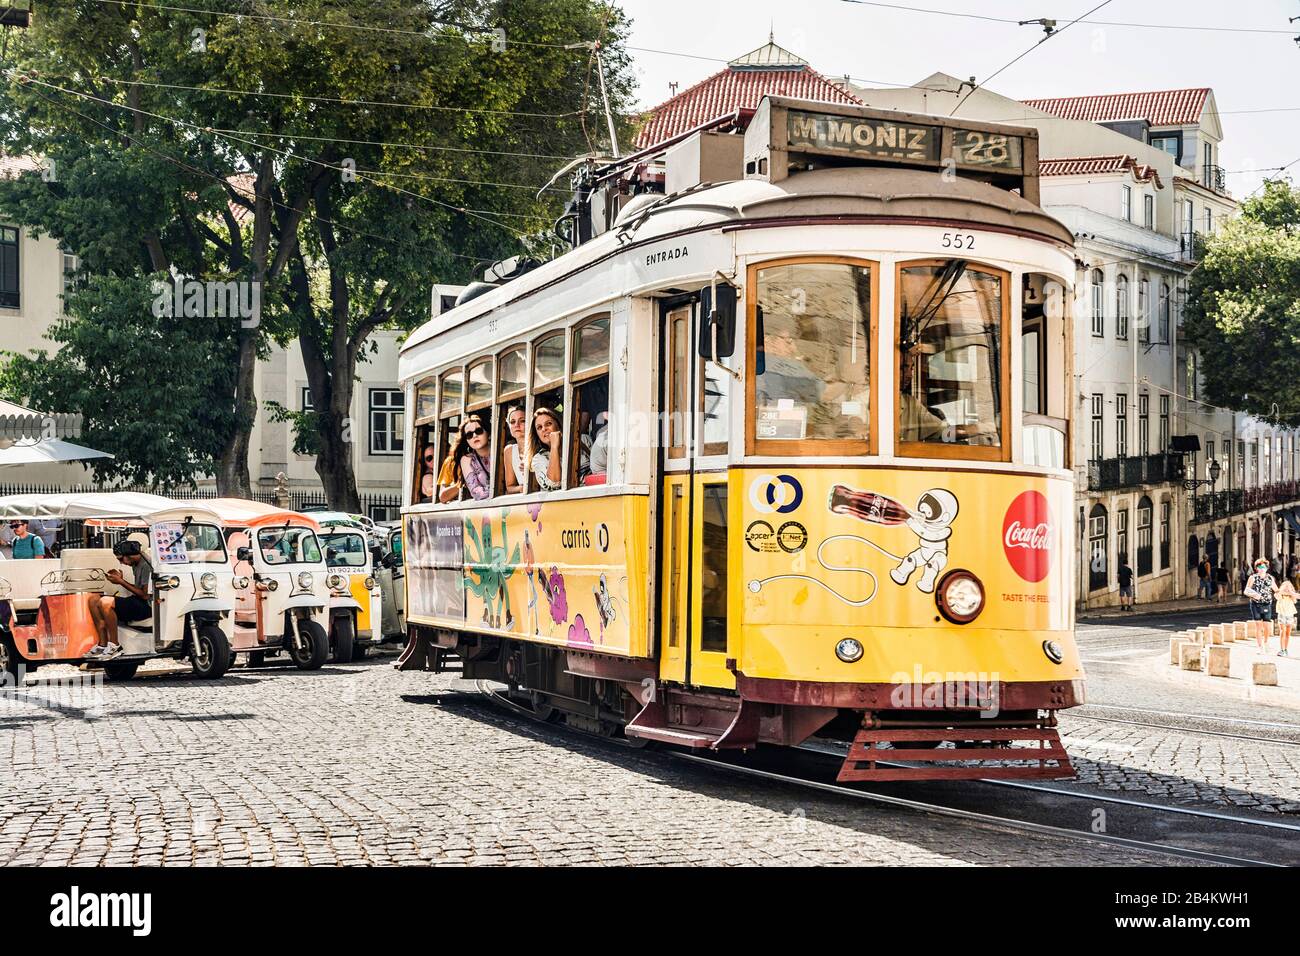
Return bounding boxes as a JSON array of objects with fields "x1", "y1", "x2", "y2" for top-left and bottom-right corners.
[{"x1": 828, "y1": 485, "x2": 912, "y2": 525}]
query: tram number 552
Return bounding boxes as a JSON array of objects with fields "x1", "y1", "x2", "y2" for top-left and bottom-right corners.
[{"x1": 941, "y1": 232, "x2": 975, "y2": 250}]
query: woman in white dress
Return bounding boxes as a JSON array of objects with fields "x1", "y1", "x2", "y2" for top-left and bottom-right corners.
[{"x1": 502, "y1": 405, "x2": 528, "y2": 494}]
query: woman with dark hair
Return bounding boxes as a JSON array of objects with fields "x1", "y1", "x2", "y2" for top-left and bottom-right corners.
[
  {"x1": 502, "y1": 405, "x2": 528, "y2": 494},
  {"x1": 440, "y1": 415, "x2": 493, "y2": 502},
  {"x1": 530, "y1": 408, "x2": 565, "y2": 491}
]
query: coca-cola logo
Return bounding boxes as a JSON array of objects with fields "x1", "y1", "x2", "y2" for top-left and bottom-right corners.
[{"x1": 1003, "y1": 491, "x2": 1054, "y2": 582}]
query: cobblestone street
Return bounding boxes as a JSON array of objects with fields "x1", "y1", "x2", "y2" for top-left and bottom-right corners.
[{"x1": 0, "y1": 653, "x2": 1215, "y2": 867}]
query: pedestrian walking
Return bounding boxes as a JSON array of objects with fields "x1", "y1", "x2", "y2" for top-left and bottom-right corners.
[
  {"x1": 1197, "y1": 556, "x2": 1211, "y2": 600},
  {"x1": 1214, "y1": 562, "x2": 1229, "y2": 603},
  {"x1": 1244, "y1": 558, "x2": 1278, "y2": 651},
  {"x1": 1117, "y1": 556, "x2": 1135, "y2": 611},
  {"x1": 1276, "y1": 581, "x2": 1296, "y2": 659},
  {"x1": 1239, "y1": 560, "x2": 1249, "y2": 595}
]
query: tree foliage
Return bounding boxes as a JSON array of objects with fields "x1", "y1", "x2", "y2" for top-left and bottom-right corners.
[
  {"x1": 0, "y1": 0, "x2": 635, "y2": 501},
  {"x1": 1184, "y1": 179, "x2": 1300, "y2": 420}
]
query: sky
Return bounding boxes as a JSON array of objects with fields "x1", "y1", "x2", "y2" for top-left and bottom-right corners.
[{"x1": 615, "y1": 0, "x2": 1300, "y2": 197}]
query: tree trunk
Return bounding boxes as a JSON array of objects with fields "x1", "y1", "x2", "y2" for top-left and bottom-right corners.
[
  {"x1": 216, "y1": 326, "x2": 257, "y2": 496},
  {"x1": 316, "y1": 413, "x2": 362, "y2": 512}
]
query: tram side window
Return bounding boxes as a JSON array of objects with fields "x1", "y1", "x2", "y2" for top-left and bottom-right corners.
[
  {"x1": 436, "y1": 369, "x2": 463, "y2": 501},
  {"x1": 753, "y1": 260, "x2": 872, "y2": 453},
  {"x1": 1023, "y1": 273, "x2": 1070, "y2": 469},
  {"x1": 412, "y1": 378, "x2": 438, "y2": 504},
  {"x1": 497, "y1": 347, "x2": 529, "y2": 495},
  {"x1": 455, "y1": 359, "x2": 495, "y2": 502},
  {"x1": 897, "y1": 260, "x2": 1007, "y2": 458},
  {"x1": 571, "y1": 316, "x2": 610, "y2": 485},
  {"x1": 530, "y1": 332, "x2": 566, "y2": 492}
]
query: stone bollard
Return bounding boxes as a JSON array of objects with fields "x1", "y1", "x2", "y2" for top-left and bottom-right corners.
[
  {"x1": 1210, "y1": 624, "x2": 1226, "y2": 645},
  {"x1": 1206, "y1": 645, "x2": 1231, "y2": 677},
  {"x1": 1253, "y1": 662, "x2": 1279, "y2": 686},
  {"x1": 1235, "y1": 621, "x2": 1248, "y2": 641},
  {"x1": 1196, "y1": 627, "x2": 1211, "y2": 644},
  {"x1": 1170, "y1": 638, "x2": 1190, "y2": 665},
  {"x1": 1180, "y1": 643, "x2": 1203, "y2": 671}
]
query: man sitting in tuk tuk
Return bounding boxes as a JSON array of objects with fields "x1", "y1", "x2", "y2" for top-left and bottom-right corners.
[{"x1": 85, "y1": 540, "x2": 154, "y2": 659}]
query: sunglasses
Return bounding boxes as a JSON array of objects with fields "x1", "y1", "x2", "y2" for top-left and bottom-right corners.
[
  {"x1": 463, "y1": 427, "x2": 485, "y2": 438},
  {"x1": 423, "y1": 453, "x2": 436, "y2": 461}
]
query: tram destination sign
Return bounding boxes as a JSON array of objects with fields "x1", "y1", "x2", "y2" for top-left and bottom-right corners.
[
  {"x1": 787, "y1": 110, "x2": 940, "y2": 163},
  {"x1": 785, "y1": 109, "x2": 1025, "y2": 173}
]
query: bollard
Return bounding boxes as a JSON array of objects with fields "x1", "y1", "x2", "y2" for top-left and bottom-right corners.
[
  {"x1": 1179, "y1": 643, "x2": 1203, "y2": 671},
  {"x1": 1170, "y1": 638, "x2": 1189, "y2": 665},
  {"x1": 1253, "y1": 662, "x2": 1279, "y2": 686},
  {"x1": 1196, "y1": 627, "x2": 1211, "y2": 644},
  {"x1": 1210, "y1": 624, "x2": 1226, "y2": 645},
  {"x1": 1206, "y1": 645, "x2": 1231, "y2": 677},
  {"x1": 1234, "y1": 621, "x2": 1248, "y2": 641}
]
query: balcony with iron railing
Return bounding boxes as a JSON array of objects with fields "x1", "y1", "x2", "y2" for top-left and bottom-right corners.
[
  {"x1": 1191, "y1": 480, "x2": 1300, "y2": 524},
  {"x1": 1086, "y1": 453, "x2": 1174, "y2": 492},
  {"x1": 1201, "y1": 164, "x2": 1228, "y2": 195}
]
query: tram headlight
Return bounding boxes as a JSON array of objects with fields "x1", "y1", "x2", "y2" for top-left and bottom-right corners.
[
  {"x1": 1043, "y1": 640, "x2": 1065, "y2": 665},
  {"x1": 199, "y1": 572, "x2": 217, "y2": 593},
  {"x1": 936, "y1": 570, "x2": 985, "y2": 625},
  {"x1": 298, "y1": 571, "x2": 314, "y2": 590},
  {"x1": 835, "y1": 638, "x2": 864, "y2": 664}
]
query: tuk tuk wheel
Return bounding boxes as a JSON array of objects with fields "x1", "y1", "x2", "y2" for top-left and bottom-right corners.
[
  {"x1": 330, "y1": 615, "x2": 355, "y2": 665},
  {"x1": 190, "y1": 624, "x2": 232, "y2": 679},
  {"x1": 289, "y1": 619, "x2": 329, "y2": 671},
  {"x1": 102, "y1": 661, "x2": 140, "y2": 682}
]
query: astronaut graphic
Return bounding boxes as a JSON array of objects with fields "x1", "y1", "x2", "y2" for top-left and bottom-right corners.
[{"x1": 889, "y1": 489, "x2": 959, "y2": 593}]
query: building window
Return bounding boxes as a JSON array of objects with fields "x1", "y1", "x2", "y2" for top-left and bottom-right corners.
[
  {"x1": 0, "y1": 226, "x2": 17, "y2": 309},
  {"x1": 1137, "y1": 496, "x2": 1153, "y2": 576},
  {"x1": 1203, "y1": 142, "x2": 1214, "y2": 186},
  {"x1": 1089, "y1": 503, "x2": 1108, "y2": 592},
  {"x1": 1117, "y1": 506, "x2": 1129, "y2": 568},
  {"x1": 1251, "y1": 441, "x2": 1259, "y2": 486},
  {"x1": 1137, "y1": 277, "x2": 1149, "y2": 343},
  {"x1": 1116, "y1": 274, "x2": 1129, "y2": 340},
  {"x1": 1090, "y1": 269, "x2": 1104, "y2": 336},
  {"x1": 1159, "y1": 282, "x2": 1171, "y2": 342},
  {"x1": 369, "y1": 388, "x2": 404, "y2": 456},
  {"x1": 61, "y1": 251, "x2": 78, "y2": 314},
  {"x1": 1159, "y1": 395, "x2": 1170, "y2": 452},
  {"x1": 300, "y1": 386, "x2": 314, "y2": 412},
  {"x1": 1159, "y1": 499, "x2": 1170, "y2": 570},
  {"x1": 1264, "y1": 437, "x2": 1272, "y2": 485},
  {"x1": 1138, "y1": 393, "x2": 1149, "y2": 456},
  {"x1": 1237, "y1": 439, "x2": 1245, "y2": 485},
  {"x1": 1207, "y1": 439, "x2": 1216, "y2": 474},
  {"x1": 1116, "y1": 393, "x2": 1128, "y2": 458},
  {"x1": 1151, "y1": 134, "x2": 1179, "y2": 160},
  {"x1": 1187, "y1": 351, "x2": 1197, "y2": 401},
  {"x1": 1143, "y1": 194, "x2": 1154, "y2": 230},
  {"x1": 1091, "y1": 393, "x2": 1104, "y2": 461},
  {"x1": 1204, "y1": 206, "x2": 1213, "y2": 233},
  {"x1": 1121, "y1": 184, "x2": 1132, "y2": 222}
]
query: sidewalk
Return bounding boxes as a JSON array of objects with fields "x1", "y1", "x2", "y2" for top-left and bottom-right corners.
[
  {"x1": 1078, "y1": 594, "x2": 1248, "y2": 622},
  {"x1": 1158, "y1": 624, "x2": 1300, "y2": 710}
]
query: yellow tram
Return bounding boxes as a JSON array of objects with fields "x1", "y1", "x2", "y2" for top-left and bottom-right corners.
[{"x1": 397, "y1": 97, "x2": 1084, "y2": 781}]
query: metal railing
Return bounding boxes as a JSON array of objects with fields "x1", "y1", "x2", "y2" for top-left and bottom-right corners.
[
  {"x1": 1191, "y1": 480, "x2": 1300, "y2": 523},
  {"x1": 1202, "y1": 164, "x2": 1227, "y2": 194},
  {"x1": 1086, "y1": 453, "x2": 1173, "y2": 492}
]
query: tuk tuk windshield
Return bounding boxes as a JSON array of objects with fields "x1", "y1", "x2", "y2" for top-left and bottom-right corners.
[
  {"x1": 321, "y1": 531, "x2": 367, "y2": 568},
  {"x1": 153, "y1": 522, "x2": 228, "y2": 564},
  {"x1": 256, "y1": 526, "x2": 324, "y2": 565}
]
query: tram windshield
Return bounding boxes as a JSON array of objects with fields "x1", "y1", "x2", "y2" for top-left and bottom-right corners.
[
  {"x1": 897, "y1": 260, "x2": 1005, "y2": 451},
  {"x1": 754, "y1": 261, "x2": 871, "y2": 445}
]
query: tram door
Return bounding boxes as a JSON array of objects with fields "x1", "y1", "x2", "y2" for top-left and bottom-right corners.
[{"x1": 659, "y1": 302, "x2": 734, "y2": 690}]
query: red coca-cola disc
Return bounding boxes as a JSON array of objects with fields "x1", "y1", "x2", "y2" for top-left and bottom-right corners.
[{"x1": 1002, "y1": 490, "x2": 1054, "y2": 583}]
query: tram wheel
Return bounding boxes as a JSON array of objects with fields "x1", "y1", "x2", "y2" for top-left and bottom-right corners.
[
  {"x1": 102, "y1": 661, "x2": 140, "y2": 682},
  {"x1": 330, "y1": 615, "x2": 355, "y2": 665},
  {"x1": 288, "y1": 619, "x2": 329, "y2": 671},
  {"x1": 190, "y1": 625, "x2": 232, "y2": 679}
]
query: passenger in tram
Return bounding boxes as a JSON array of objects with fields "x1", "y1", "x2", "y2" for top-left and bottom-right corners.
[
  {"x1": 444, "y1": 415, "x2": 493, "y2": 502},
  {"x1": 419, "y1": 445, "x2": 439, "y2": 503},
  {"x1": 532, "y1": 407, "x2": 586, "y2": 492},
  {"x1": 502, "y1": 405, "x2": 528, "y2": 494},
  {"x1": 588, "y1": 411, "x2": 609, "y2": 482},
  {"x1": 85, "y1": 540, "x2": 154, "y2": 659}
]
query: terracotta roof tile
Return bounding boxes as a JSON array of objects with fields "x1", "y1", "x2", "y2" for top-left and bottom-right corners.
[
  {"x1": 1022, "y1": 89, "x2": 1210, "y2": 127},
  {"x1": 1040, "y1": 154, "x2": 1163, "y2": 188}
]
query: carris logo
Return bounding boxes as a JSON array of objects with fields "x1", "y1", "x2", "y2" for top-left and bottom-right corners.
[{"x1": 1002, "y1": 491, "x2": 1054, "y2": 583}]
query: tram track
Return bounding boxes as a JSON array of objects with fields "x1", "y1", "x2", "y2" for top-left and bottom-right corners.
[
  {"x1": 1063, "y1": 711, "x2": 1300, "y2": 746},
  {"x1": 468, "y1": 680, "x2": 1293, "y2": 867}
]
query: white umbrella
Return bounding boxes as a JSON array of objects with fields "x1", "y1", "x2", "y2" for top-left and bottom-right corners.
[{"x1": 0, "y1": 437, "x2": 114, "y2": 466}]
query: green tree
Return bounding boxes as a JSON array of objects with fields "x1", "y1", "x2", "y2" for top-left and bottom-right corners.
[
  {"x1": 0, "y1": 0, "x2": 634, "y2": 504},
  {"x1": 1184, "y1": 179, "x2": 1300, "y2": 420}
]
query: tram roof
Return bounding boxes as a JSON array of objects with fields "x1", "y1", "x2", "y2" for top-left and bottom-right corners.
[{"x1": 402, "y1": 164, "x2": 1073, "y2": 367}]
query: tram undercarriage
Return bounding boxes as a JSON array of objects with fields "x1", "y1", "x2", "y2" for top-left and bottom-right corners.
[{"x1": 399, "y1": 626, "x2": 1077, "y2": 781}]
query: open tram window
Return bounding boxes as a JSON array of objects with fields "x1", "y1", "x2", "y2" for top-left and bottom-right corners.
[
  {"x1": 1022, "y1": 273, "x2": 1071, "y2": 469},
  {"x1": 436, "y1": 368, "x2": 463, "y2": 501},
  {"x1": 571, "y1": 315, "x2": 610, "y2": 485},
  {"x1": 496, "y1": 347, "x2": 528, "y2": 495},
  {"x1": 896, "y1": 259, "x2": 1009, "y2": 461},
  {"x1": 458, "y1": 357, "x2": 496, "y2": 502},
  {"x1": 412, "y1": 378, "x2": 438, "y2": 504},
  {"x1": 530, "y1": 331, "x2": 567, "y2": 492},
  {"x1": 749, "y1": 258, "x2": 874, "y2": 455}
]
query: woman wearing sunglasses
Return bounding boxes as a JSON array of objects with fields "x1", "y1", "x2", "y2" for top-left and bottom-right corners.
[
  {"x1": 441, "y1": 415, "x2": 493, "y2": 502},
  {"x1": 419, "y1": 445, "x2": 439, "y2": 502}
]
